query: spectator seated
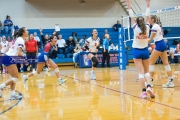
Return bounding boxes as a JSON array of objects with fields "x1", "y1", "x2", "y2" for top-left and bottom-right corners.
[{"x1": 4, "y1": 15, "x2": 13, "y2": 34}]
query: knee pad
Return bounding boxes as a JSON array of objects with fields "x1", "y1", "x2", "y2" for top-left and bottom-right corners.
[
  {"x1": 54, "y1": 68, "x2": 59, "y2": 73},
  {"x1": 149, "y1": 65, "x2": 154, "y2": 72},
  {"x1": 32, "y1": 71, "x2": 38, "y2": 76},
  {"x1": 91, "y1": 56, "x2": 99, "y2": 67},
  {"x1": 164, "y1": 65, "x2": 171, "y2": 72},
  {"x1": 145, "y1": 73, "x2": 150, "y2": 78},
  {"x1": 12, "y1": 77, "x2": 18, "y2": 83},
  {"x1": 138, "y1": 74, "x2": 144, "y2": 79}
]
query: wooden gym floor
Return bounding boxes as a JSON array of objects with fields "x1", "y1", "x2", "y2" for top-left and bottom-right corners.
[{"x1": 0, "y1": 64, "x2": 180, "y2": 120}]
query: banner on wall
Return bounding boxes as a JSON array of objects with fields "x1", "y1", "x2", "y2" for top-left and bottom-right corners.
[
  {"x1": 79, "y1": 52, "x2": 119, "y2": 68},
  {"x1": 136, "y1": 6, "x2": 180, "y2": 16},
  {"x1": 55, "y1": 24, "x2": 60, "y2": 31}
]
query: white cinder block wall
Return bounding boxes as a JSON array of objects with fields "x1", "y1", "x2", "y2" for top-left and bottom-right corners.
[
  {"x1": 0, "y1": 0, "x2": 128, "y2": 29},
  {"x1": 0, "y1": 0, "x2": 179, "y2": 28}
]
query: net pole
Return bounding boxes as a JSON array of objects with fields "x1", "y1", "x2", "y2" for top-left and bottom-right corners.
[{"x1": 118, "y1": 27, "x2": 126, "y2": 70}]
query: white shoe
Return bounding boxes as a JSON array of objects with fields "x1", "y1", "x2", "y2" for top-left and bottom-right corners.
[
  {"x1": 162, "y1": 81, "x2": 174, "y2": 88},
  {"x1": 90, "y1": 71, "x2": 95, "y2": 80},
  {"x1": 58, "y1": 78, "x2": 67, "y2": 85},
  {"x1": 93, "y1": 73, "x2": 96, "y2": 80},
  {"x1": 45, "y1": 67, "x2": 50, "y2": 74},
  {"x1": 27, "y1": 66, "x2": 31, "y2": 71},
  {"x1": 10, "y1": 94, "x2": 22, "y2": 100},
  {"x1": 43, "y1": 67, "x2": 49, "y2": 71},
  {"x1": 23, "y1": 75, "x2": 28, "y2": 83},
  {"x1": 43, "y1": 67, "x2": 46, "y2": 71}
]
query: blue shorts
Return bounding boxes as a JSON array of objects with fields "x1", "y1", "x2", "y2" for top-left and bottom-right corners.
[
  {"x1": 2, "y1": 55, "x2": 16, "y2": 66},
  {"x1": 37, "y1": 55, "x2": 46, "y2": 63},
  {"x1": 155, "y1": 40, "x2": 167, "y2": 52},
  {"x1": 133, "y1": 47, "x2": 149, "y2": 60}
]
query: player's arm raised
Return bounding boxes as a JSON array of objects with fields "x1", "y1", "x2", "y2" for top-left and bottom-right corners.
[
  {"x1": 145, "y1": 0, "x2": 151, "y2": 23},
  {"x1": 126, "y1": 0, "x2": 136, "y2": 25}
]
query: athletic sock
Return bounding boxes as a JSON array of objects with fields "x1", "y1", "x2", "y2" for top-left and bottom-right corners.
[{"x1": 11, "y1": 90, "x2": 15, "y2": 95}]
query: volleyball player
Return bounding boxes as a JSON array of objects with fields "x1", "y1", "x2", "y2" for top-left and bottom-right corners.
[
  {"x1": 0, "y1": 35, "x2": 9, "y2": 73},
  {"x1": 126, "y1": 0, "x2": 155, "y2": 98},
  {"x1": 84, "y1": 29, "x2": 100, "y2": 80},
  {"x1": 23, "y1": 35, "x2": 66, "y2": 85},
  {"x1": 148, "y1": 18, "x2": 174, "y2": 87},
  {"x1": 0, "y1": 27, "x2": 28, "y2": 99}
]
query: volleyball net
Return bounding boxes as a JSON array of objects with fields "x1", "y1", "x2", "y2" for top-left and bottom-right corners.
[
  {"x1": 121, "y1": 5, "x2": 180, "y2": 42},
  {"x1": 118, "y1": 6, "x2": 180, "y2": 70}
]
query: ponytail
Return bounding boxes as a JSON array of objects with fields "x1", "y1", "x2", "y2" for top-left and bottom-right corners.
[
  {"x1": 13, "y1": 30, "x2": 19, "y2": 38},
  {"x1": 13, "y1": 27, "x2": 26, "y2": 39},
  {"x1": 136, "y1": 17, "x2": 146, "y2": 35}
]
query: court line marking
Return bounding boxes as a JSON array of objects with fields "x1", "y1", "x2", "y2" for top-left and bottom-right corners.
[
  {"x1": 63, "y1": 75, "x2": 180, "y2": 111},
  {"x1": 0, "y1": 90, "x2": 22, "y2": 115}
]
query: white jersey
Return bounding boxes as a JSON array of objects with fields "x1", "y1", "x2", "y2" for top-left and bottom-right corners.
[
  {"x1": 86, "y1": 37, "x2": 100, "y2": 52},
  {"x1": 1, "y1": 41, "x2": 9, "y2": 53},
  {"x1": 132, "y1": 23, "x2": 150, "y2": 48},
  {"x1": 151, "y1": 24, "x2": 163, "y2": 42},
  {"x1": 34, "y1": 36, "x2": 40, "y2": 42},
  {"x1": 57, "y1": 39, "x2": 66, "y2": 48},
  {"x1": 6, "y1": 37, "x2": 25, "y2": 56}
]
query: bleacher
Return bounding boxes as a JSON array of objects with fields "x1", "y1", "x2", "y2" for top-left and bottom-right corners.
[
  {"x1": 0, "y1": 28, "x2": 119, "y2": 65},
  {"x1": 38, "y1": 28, "x2": 118, "y2": 65}
]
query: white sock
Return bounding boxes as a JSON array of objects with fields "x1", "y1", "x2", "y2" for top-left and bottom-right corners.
[
  {"x1": 11, "y1": 90, "x2": 15, "y2": 95},
  {"x1": 0, "y1": 83, "x2": 6, "y2": 89}
]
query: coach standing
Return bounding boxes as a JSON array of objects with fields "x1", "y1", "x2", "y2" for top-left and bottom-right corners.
[
  {"x1": 102, "y1": 34, "x2": 110, "y2": 68},
  {"x1": 25, "y1": 34, "x2": 38, "y2": 71}
]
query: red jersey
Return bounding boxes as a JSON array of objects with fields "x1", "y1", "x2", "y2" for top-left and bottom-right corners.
[{"x1": 25, "y1": 39, "x2": 37, "y2": 52}]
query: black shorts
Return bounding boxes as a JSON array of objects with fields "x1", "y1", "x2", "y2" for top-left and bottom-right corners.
[{"x1": 89, "y1": 52, "x2": 97, "y2": 56}]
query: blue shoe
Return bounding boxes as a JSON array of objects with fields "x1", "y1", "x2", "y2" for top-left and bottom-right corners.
[{"x1": 22, "y1": 75, "x2": 28, "y2": 83}]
